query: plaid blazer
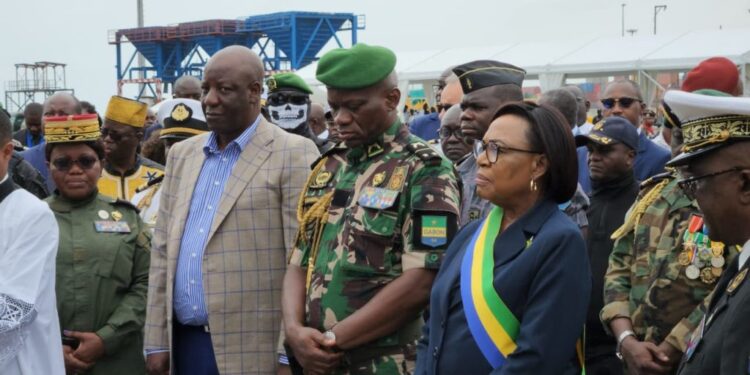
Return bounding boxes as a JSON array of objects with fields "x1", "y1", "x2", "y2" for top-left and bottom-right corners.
[{"x1": 145, "y1": 118, "x2": 319, "y2": 374}]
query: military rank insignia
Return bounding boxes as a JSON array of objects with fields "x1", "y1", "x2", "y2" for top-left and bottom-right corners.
[
  {"x1": 387, "y1": 166, "x2": 407, "y2": 191},
  {"x1": 311, "y1": 170, "x2": 332, "y2": 189},
  {"x1": 372, "y1": 171, "x2": 387, "y2": 187},
  {"x1": 679, "y1": 214, "x2": 725, "y2": 283},
  {"x1": 421, "y1": 215, "x2": 448, "y2": 247},
  {"x1": 727, "y1": 268, "x2": 748, "y2": 295}
]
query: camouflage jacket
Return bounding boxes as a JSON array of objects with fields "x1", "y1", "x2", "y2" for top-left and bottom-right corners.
[
  {"x1": 601, "y1": 175, "x2": 738, "y2": 352},
  {"x1": 289, "y1": 121, "x2": 461, "y2": 349},
  {"x1": 456, "y1": 153, "x2": 491, "y2": 226}
]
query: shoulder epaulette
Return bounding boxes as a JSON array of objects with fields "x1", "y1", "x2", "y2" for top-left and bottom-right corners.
[
  {"x1": 310, "y1": 142, "x2": 346, "y2": 169},
  {"x1": 113, "y1": 198, "x2": 140, "y2": 213},
  {"x1": 135, "y1": 174, "x2": 164, "y2": 194},
  {"x1": 406, "y1": 141, "x2": 442, "y2": 165},
  {"x1": 639, "y1": 171, "x2": 675, "y2": 191}
]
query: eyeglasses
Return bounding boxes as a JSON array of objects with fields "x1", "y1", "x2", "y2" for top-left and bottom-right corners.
[
  {"x1": 438, "y1": 126, "x2": 463, "y2": 139},
  {"x1": 677, "y1": 167, "x2": 745, "y2": 200},
  {"x1": 601, "y1": 97, "x2": 641, "y2": 109},
  {"x1": 101, "y1": 128, "x2": 127, "y2": 142},
  {"x1": 267, "y1": 93, "x2": 309, "y2": 106},
  {"x1": 51, "y1": 155, "x2": 99, "y2": 172},
  {"x1": 473, "y1": 140, "x2": 540, "y2": 164}
]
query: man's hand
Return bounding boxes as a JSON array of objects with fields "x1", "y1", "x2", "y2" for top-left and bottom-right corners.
[
  {"x1": 286, "y1": 325, "x2": 343, "y2": 375},
  {"x1": 620, "y1": 337, "x2": 671, "y2": 375},
  {"x1": 146, "y1": 351, "x2": 170, "y2": 375},
  {"x1": 62, "y1": 344, "x2": 93, "y2": 374},
  {"x1": 655, "y1": 341, "x2": 681, "y2": 369},
  {"x1": 65, "y1": 330, "x2": 105, "y2": 363}
]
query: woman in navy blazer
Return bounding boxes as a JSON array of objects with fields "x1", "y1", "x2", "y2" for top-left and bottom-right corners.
[{"x1": 416, "y1": 102, "x2": 591, "y2": 374}]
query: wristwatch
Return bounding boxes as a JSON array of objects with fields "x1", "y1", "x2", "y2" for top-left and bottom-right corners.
[
  {"x1": 323, "y1": 330, "x2": 341, "y2": 352},
  {"x1": 615, "y1": 330, "x2": 636, "y2": 360}
]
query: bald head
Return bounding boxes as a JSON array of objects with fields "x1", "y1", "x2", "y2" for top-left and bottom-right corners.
[
  {"x1": 442, "y1": 104, "x2": 462, "y2": 125},
  {"x1": 174, "y1": 75, "x2": 202, "y2": 100},
  {"x1": 206, "y1": 46, "x2": 264, "y2": 85},
  {"x1": 309, "y1": 103, "x2": 327, "y2": 136},
  {"x1": 539, "y1": 89, "x2": 578, "y2": 129},
  {"x1": 43, "y1": 92, "x2": 80, "y2": 117}
]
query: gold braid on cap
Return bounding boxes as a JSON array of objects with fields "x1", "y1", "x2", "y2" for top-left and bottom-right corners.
[
  {"x1": 681, "y1": 115, "x2": 750, "y2": 153},
  {"x1": 611, "y1": 178, "x2": 671, "y2": 240},
  {"x1": 293, "y1": 157, "x2": 335, "y2": 292}
]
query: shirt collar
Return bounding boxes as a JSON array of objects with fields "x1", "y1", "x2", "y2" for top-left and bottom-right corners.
[
  {"x1": 204, "y1": 115, "x2": 261, "y2": 155},
  {"x1": 346, "y1": 120, "x2": 404, "y2": 163},
  {"x1": 105, "y1": 155, "x2": 143, "y2": 177},
  {"x1": 0, "y1": 174, "x2": 7, "y2": 185}
]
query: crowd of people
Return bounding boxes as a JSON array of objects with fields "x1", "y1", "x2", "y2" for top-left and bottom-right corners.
[{"x1": 0, "y1": 41, "x2": 748, "y2": 375}]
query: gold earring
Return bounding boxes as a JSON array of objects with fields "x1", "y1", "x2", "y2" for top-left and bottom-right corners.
[{"x1": 530, "y1": 179, "x2": 538, "y2": 192}]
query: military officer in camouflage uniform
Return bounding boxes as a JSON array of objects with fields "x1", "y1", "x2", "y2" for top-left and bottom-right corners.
[
  {"x1": 281, "y1": 43, "x2": 461, "y2": 375},
  {"x1": 601, "y1": 90, "x2": 739, "y2": 375}
]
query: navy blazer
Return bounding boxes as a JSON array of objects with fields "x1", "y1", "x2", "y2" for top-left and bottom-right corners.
[
  {"x1": 577, "y1": 131, "x2": 671, "y2": 194},
  {"x1": 416, "y1": 200, "x2": 591, "y2": 375}
]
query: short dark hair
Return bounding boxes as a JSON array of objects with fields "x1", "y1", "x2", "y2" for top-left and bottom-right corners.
[
  {"x1": 0, "y1": 110, "x2": 11, "y2": 144},
  {"x1": 606, "y1": 79, "x2": 644, "y2": 101},
  {"x1": 493, "y1": 101, "x2": 578, "y2": 203},
  {"x1": 24, "y1": 102, "x2": 43, "y2": 116},
  {"x1": 539, "y1": 89, "x2": 578, "y2": 129},
  {"x1": 45, "y1": 140, "x2": 106, "y2": 162}
]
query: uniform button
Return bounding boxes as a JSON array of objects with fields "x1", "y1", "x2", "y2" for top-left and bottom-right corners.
[{"x1": 433, "y1": 346, "x2": 438, "y2": 358}]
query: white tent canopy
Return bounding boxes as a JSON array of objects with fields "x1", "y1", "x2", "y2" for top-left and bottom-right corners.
[{"x1": 297, "y1": 27, "x2": 750, "y2": 95}]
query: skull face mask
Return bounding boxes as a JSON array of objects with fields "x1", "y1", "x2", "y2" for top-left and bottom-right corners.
[{"x1": 267, "y1": 91, "x2": 310, "y2": 130}]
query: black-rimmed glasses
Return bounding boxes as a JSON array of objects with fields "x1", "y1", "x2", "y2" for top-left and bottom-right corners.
[
  {"x1": 678, "y1": 167, "x2": 746, "y2": 200},
  {"x1": 473, "y1": 140, "x2": 540, "y2": 164}
]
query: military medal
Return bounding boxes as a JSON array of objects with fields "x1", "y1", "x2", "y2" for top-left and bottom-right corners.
[
  {"x1": 711, "y1": 241, "x2": 725, "y2": 257},
  {"x1": 711, "y1": 256, "x2": 725, "y2": 268},
  {"x1": 700, "y1": 267, "x2": 716, "y2": 284},
  {"x1": 685, "y1": 265, "x2": 700, "y2": 280},
  {"x1": 98, "y1": 210, "x2": 110, "y2": 219},
  {"x1": 678, "y1": 251, "x2": 692, "y2": 266},
  {"x1": 111, "y1": 211, "x2": 123, "y2": 221}
]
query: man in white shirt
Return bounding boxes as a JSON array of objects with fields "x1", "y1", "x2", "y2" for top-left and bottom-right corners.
[{"x1": 0, "y1": 109, "x2": 64, "y2": 374}]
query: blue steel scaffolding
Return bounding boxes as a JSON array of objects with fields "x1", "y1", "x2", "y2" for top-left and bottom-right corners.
[{"x1": 110, "y1": 11, "x2": 365, "y2": 100}]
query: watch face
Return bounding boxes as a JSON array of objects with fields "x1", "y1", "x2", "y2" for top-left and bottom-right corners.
[{"x1": 323, "y1": 331, "x2": 336, "y2": 342}]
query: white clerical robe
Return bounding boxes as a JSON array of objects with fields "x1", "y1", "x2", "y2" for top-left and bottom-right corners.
[{"x1": 0, "y1": 181, "x2": 65, "y2": 375}]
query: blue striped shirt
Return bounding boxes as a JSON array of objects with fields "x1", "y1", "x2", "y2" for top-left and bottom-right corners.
[{"x1": 173, "y1": 117, "x2": 260, "y2": 325}]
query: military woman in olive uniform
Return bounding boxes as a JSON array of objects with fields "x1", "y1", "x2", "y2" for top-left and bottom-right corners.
[{"x1": 44, "y1": 114, "x2": 150, "y2": 375}]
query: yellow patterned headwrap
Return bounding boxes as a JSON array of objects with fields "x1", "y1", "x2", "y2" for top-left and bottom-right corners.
[
  {"x1": 105, "y1": 95, "x2": 148, "y2": 128},
  {"x1": 44, "y1": 114, "x2": 101, "y2": 144}
]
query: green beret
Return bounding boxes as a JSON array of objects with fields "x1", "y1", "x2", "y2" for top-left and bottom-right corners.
[
  {"x1": 267, "y1": 72, "x2": 312, "y2": 94},
  {"x1": 316, "y1": 43, "x2": 397, "y2": 89}
]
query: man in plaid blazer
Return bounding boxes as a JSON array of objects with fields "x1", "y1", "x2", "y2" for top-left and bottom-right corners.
[{"x1": 145, "y1": 46, "x2": 319, "y2": 374}]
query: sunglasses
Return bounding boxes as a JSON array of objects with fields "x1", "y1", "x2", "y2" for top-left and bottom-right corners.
[
  {"x1": 101, "y1": 128, "x2": 128, "y2": 142},
  {"x1": 438, "y1": 127, "x2": 463, "y2": 139},
  {"x1": 267, "y1": 93, "x2": 309, "y2": 106},
  {"x1": 473, "y1": 140, "x2": 540, "y2": 164},
  {"x1": 52, "y1": 155, "x2": 99, "y2": 172},
  {"x1": 601, "y1": 97, "x2": 641, "y2": 109},
  {"x1": 677, "y1": 167, "x2": 745, "y2": 200}
]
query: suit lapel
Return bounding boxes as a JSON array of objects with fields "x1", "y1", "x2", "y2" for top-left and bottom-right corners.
[
  {"x1": 493, "y1": 201, "x2": 557, "y2": 267},
  {"x1": 208, "y1": 119, "x2": 274, "y2": 240}
]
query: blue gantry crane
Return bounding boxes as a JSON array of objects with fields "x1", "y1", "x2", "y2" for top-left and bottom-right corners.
[{"x1": 110, "y1": 11, "x2": 365, "y2": 100}]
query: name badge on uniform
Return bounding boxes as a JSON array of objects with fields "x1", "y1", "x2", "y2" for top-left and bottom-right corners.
[
  {"x1": 94, "y1": 220, "x2": 131, "y2": 233},
  {"x1": 357, "y1": 187, "x2": 398, "y2": 210}
]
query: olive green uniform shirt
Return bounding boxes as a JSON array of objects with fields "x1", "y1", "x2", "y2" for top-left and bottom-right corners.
[{"x1": 48, "y1": 192, "x2": 150, "y2": 375}]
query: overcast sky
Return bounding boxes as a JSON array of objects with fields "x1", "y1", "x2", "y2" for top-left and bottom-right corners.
[{"x1": 2, "y1": 0, "x2": 750, "y2": 112}]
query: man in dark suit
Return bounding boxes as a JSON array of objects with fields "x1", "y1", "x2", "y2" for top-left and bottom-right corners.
[
  {"x1": 577, "y1": 80, "x2": 671, "y2": 194},
  {"x1": 12, "y1": 103, "x2": 44, "y2": 148},
  {"x1": 664, "y1": 89, "x2": 750, "y2": 375}
]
